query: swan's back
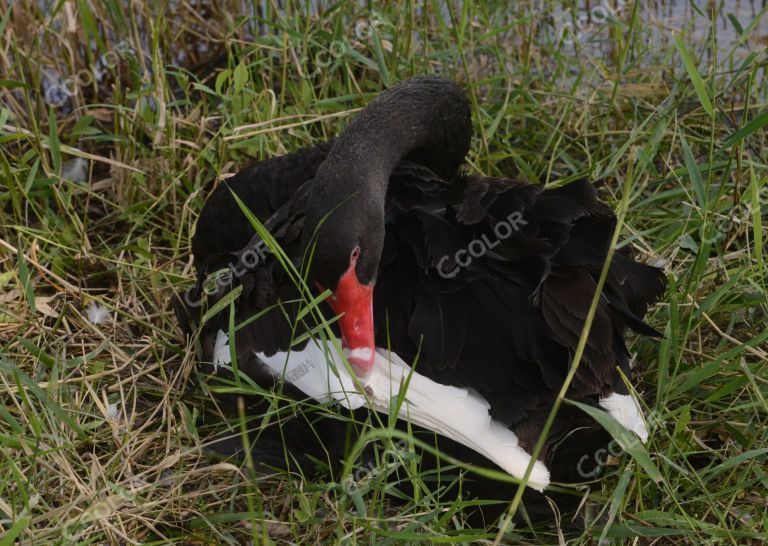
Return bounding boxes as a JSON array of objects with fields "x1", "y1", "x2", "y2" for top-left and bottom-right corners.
[{"x1": 192, "y1": 141, "x2": 333, "y2": 266}]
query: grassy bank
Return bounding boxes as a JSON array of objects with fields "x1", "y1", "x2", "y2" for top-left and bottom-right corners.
[{"x1": 1, "y1": 0, "x2": 767, "y2": 543}]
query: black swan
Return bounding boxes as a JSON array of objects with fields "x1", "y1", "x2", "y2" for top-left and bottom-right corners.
[{"x1": 175, "y1": 76, "x2": 666, "y2": 517}]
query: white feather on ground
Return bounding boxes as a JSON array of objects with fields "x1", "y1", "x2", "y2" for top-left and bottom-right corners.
[
  {"x1": 60, "y1": 158, "x2": 89, "y2": 183},
  {"x1": 85, "y1": 302, "x2": 111, "y2": 325},
  {"x1": 213, "y1": 331, "x2": 551, "y2": 491}
]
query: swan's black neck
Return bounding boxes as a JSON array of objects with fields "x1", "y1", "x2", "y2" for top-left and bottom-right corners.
[
  {"x1": 316, "y1": 76, "x2": 471, "y2": 199},
  {"x1": 304, "y1": 76, "x2": 471, "y2": 290},
  {"x1": 299, "y1": 77, "x2": 472, "y2": 376}
]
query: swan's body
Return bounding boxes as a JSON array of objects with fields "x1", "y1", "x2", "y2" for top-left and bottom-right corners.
[{"x1": 176, "y1": 76, "x2": 666, "y2": 517}]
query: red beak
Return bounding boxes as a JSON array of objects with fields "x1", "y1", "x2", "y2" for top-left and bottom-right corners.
[{"x1": 323, "y1": 261, "x2": 376, "y2": 379}]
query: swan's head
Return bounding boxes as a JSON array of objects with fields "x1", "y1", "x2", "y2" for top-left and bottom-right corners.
[
  {"x1": 303, "y1": 179, "x2": 385, "y2": 380},
  {"x1": 298, "y1": 76, "x2": 472, "y2": 380}
]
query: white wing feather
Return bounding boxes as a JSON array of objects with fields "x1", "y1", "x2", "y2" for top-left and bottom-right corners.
[{"x1": 231, "y1": 332, "x2": 550, "y2": 491}]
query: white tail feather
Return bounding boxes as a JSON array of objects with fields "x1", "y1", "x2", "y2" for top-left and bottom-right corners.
[{"x1": 599, "y1": 392, "x2": 649, "y2": 443}]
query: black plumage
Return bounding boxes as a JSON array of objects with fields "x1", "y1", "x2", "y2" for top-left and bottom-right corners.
[{"x1": 175, "y1": 76, "x2": 666, "y2": 522}]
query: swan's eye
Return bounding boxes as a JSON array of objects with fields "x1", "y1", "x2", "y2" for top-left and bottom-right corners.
[{"x1": 351, "y1": 247, "x2": 361, "y2": 260}]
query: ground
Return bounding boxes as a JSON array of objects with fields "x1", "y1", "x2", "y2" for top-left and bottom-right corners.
[{"x1": 1, "y1": 1, "x2": 767, "y2": 544}]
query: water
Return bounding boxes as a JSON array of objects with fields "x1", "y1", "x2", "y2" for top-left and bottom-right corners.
[
  {"x1": 31, "y1": 0, "x2": 768, "y2": 110},
  {"x1": 550, "y1": 0, "x2": 767, "y2": 64}
]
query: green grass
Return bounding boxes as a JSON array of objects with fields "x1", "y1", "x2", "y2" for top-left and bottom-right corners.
[{"x1": 1, "y1": 0, "x2": 767, "y2": 543}]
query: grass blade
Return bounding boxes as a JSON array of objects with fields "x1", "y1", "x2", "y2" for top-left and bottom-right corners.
[
  {"x1": 722, "y1": 110, "x2": 768, "y2": 148},
  {"x1": 680, "y1": 129, "x2": 707, "y2": 210},
  {"x1": 674, "y1": 34, "x2": 714, "y2": 119}
]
